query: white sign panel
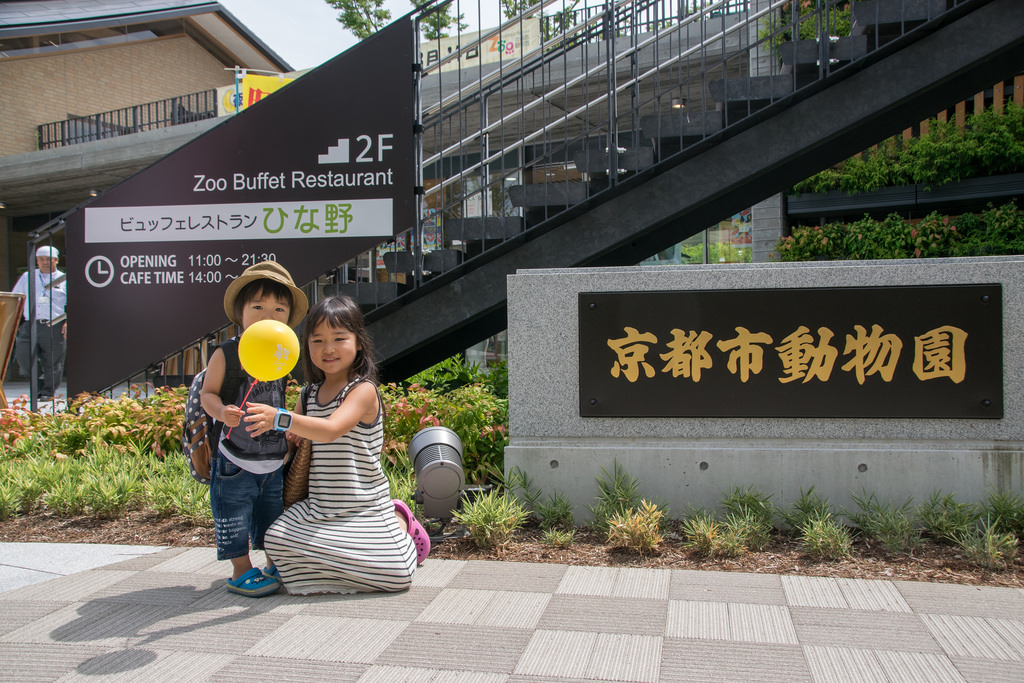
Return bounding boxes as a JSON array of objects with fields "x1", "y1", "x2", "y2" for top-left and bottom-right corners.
[{"x1": 84, "y1": 199, "x2": 393, "y2": 244}]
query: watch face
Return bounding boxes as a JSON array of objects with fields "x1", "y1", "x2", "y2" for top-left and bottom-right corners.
[{"x1": 277, "y1": 412, "x2": 292, "y2": 430}]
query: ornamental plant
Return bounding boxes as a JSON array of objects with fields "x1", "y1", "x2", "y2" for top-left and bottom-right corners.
[
  {"x1": 792, "y1": 103, "x2": 1024, "y2": 195},
  {"x1": 760, "y1": 0, "x2": 852, "y2": 56},
  {"x1": 775, "y1": 202, "x2": 1024, "y2": 261}
]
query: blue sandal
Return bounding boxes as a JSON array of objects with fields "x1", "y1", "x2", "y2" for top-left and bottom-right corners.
[
  {"x1": 226, "y1": 567, "x2": 280, "y2": 597},
  {"x1": 262, "y1": 565, "x2": 280, "y2": 580}
]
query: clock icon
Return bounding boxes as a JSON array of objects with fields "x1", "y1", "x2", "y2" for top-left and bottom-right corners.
[{"x1": 85, "y1": 255, "x2": 114, "y2": 287}]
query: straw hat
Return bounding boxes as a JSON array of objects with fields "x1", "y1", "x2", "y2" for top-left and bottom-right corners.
[{"x1": 223, "y1": 261, "x2": 309, "y2": 327}]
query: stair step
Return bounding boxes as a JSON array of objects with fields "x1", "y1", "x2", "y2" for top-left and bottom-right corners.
[
  {"x1": 640, "y1": 110, "x2": 724, "y2": 141},
  {"x1": 707, "y1": 76, "x2": 797, "y2": 104},
  {"x1": 444, "y1": 216, "x2": 525, "y2": 240},
  {"x1": 572, "y1": 147, "x2": 655, "y2": 174},
  {"x1": 423, "y1": 248, "x2": 463, "y2": 273},
  {"x1": 381, "y1": 251, "x2": 415, "y2": 275},
  {"x1": 508, "y1": 183, "x2": 587, "y2": 208},
  {"x1": 780, "y1": 35, "x2": 869, "y2": 71},
  {"x1": 851, "y1": 0, "x2": 947, "y2": 36},
  {"x1": 332, "y1": 281, "x2": 402, "y2": 306}
]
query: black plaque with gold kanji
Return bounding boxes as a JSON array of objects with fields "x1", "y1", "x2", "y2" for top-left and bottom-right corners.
[{"x1": 579, "y1": 285, "x2": 1002, "y2": 418}]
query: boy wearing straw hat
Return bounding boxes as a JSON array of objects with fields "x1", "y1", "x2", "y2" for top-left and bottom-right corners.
[{"x1": 201, "y1": 261, "x2": 308, "y2": 597}]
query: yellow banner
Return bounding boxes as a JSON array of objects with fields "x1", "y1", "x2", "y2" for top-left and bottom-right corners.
[{"x1": 217, "y1": 73, "x2": 294, "y2": 116}]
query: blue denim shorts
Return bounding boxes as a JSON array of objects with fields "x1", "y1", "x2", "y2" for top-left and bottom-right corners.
[{"x1": 209, "y1": 455, "x2": 283, "y2": 561}]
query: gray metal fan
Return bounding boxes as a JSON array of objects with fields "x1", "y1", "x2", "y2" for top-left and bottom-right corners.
[{"x1": 410, "y1": 426, "x2": 465, "y2": 521}]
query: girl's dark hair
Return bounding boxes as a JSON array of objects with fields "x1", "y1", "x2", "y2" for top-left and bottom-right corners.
[
  {"x1": 301, "y1": 295, "x2": 377, "y2": 384},
  {"x1": 234, "y1": 279, "x2": 293, "y2": 324}
]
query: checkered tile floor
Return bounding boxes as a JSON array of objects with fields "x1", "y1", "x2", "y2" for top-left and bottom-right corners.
[{"x1": 1, "y1": 547, "x2": 1023, "y2": 681}]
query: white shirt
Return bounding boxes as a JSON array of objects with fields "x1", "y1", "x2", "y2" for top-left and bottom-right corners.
[{"x1": 12, "y1": 268, "x2": 67, "y2": 322}]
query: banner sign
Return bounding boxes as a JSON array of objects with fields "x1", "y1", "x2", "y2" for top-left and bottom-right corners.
[
  {"x1": 65, "y1": 18, "x2": 415, "y2": 393},
  {"x1": 217, "y1": 73, "x2": 295, "y2": 116},
  {"x1": 420, "y1": 18, "x2": 541, "y2": 73},
  {"x1": 579, "y1": 285, "x2": 1002, "y2": 418}
]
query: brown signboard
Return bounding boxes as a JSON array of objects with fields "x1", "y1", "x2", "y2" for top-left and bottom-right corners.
[
  {"x1": 579, "y1": 285, "x2": 1002, "y2": 418},
  {"x1": 65, "y1": 19, "x2": 415, "y2": 393}
]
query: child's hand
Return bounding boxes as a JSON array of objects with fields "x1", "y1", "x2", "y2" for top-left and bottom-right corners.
[
  {"x1": 285, "y1": 431, "x2": 301, "y2": 445},
  {"x1": 244, "y1": 402, "x2": 276, "y2": 437},
  {"x1": 222, "y1": 404, "x2": 243, "y2": 428}
]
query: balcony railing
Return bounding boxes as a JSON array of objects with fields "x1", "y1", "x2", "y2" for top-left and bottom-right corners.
[{"x1": 37, "y1": 89, "x2": 218, "y2": 150}]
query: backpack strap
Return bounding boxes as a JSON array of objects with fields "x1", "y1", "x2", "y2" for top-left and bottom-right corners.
[{"x1": 218, "y1": 338, "x2": 245, "y2": 406}]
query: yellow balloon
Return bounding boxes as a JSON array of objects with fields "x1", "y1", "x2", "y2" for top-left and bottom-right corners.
[{"x1": 238, "y1": 320, "x2": 300, "y2": 381}]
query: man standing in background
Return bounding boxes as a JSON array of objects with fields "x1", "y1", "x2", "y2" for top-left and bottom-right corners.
[{"x1": 12, "y1": 246, "x2": 67, "y2": 401}]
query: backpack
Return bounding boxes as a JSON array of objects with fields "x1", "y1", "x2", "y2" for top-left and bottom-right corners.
[{"x1": 181, "y1": 339, "x2": 245, "y2": 485}]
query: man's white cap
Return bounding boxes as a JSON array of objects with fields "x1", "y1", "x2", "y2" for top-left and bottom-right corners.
[{"x1": 36, "y1": 245, "x2": 59, "y2": 259}]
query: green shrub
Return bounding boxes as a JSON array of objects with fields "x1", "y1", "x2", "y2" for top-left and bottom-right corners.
[
  {"x1": 0, "y1": 479, "x2": 19, "y2": 520},
  {"x1": 775, "y1": 202, "x2": 1024, "y2": 261},
  {"x1": 792, "y1": 103, "x2": 1024, "y2": 195},
  {"x1": 720, "y1": 485, "x2": 775, "y2": 530},
  {"x1": 606, "y1": 499, "x2": 665, "y2": 553},
  {"x1": 681, "y1": 508, "x2": 747, "y2": 558},
  {"x1": 980, "y1": 488, "x2": 1024, "y2": 538},
  {"x1": 847, "y1": 490, "x2": 921, "y2": 553},
  {"x1": 954, "y1": 517, "x2": 1018, "y2": 570},
  {"x1": 723, "y1": 509, "x2": 773, "y2": 551},
  {"x1": 759, "y1": 1, "x2": 852, "y2": 57},
  {"x1": 799, "y1": 514, "x2": 853, "y2": 560},
  {"x1": 587, "y1": 460, "x2": 643, "y2": 534},
  {"x1": 379, "y1": 379, "x2": 509, "y2": 486},
  {"x1": 918, "y1": 491, "x2": 980, "y2": 543},
  {"x1": 536, "y1": 491, "x2": 575, "y2": 530},
  {"x1": 543, "y1": 527, "x2": 575, "y2": 549},
  {"x1": 780, "y1": 486, "x2": 836, "y2": 532},
  {"x1": 452, "y1": 488, "x2": 529, "y2": 549}
]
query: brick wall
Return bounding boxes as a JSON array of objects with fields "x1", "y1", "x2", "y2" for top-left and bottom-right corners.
[{"x1": 0, "y1": 36, "x2": 233, "y2": 157}]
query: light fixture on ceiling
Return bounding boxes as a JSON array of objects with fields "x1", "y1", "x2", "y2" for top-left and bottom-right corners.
[
  {"x1": 0, "y1": 201, "x2": 6, "y2": 209},
  {"x1": 88, "y1": 189, "x2": 100, "y2": 197},
  {"x1": 671, "y1": 97, "x2": 686, "y2": 110}
]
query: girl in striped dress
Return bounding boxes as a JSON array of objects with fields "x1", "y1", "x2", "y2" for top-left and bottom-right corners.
[{"x1": 245, "y1": 295, "x2": 430, "y2": 595}]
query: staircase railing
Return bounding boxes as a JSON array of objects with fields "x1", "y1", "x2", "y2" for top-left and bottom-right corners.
[
  {"x1": 334, "y1": 0, "x2": 963, "y2": 314},
  {"x1": 36, "y1": 89, "x2": 218, "y2": 150}
]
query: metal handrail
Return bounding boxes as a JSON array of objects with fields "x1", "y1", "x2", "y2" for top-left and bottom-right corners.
[
  {"x1": 37, "y1": 89, "x2": 218, "y2": 150},
  {"x1": 423, "y1": 0, "x2": 770, "y2": 196}
]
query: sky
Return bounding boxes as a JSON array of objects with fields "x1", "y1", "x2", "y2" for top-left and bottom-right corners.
[{"x1": 219, "y1": 0, "x2": 504, "y2": 72}]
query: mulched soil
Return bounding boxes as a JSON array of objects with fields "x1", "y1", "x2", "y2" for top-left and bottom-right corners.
[{"x1": 1, "y1": 512, "x2": 1021, "y2": 587}]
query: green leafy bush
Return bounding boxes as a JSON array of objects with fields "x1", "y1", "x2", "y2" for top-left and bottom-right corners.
[
  {"x1": 792, "y1": 103, "x2": 1024, "y2": 195},
  {"x1": 452, "y1": 488, "x2": 529, "y2": 549},
  {"x1": 918, "y1": 491, "x2": 980, "y2": 543},
  {"x1": 759, "y1": 1, "x2": 852, "y2": 57},
  {"x1": 954, "y1": 517, "x2": 1018, "y2": 570},
  {"x1": 780, "y1": 486, "x2": 836, "y2": 532},
  {"x1": 588, "y1": 460, "x2": 643, "y2": 534},
  {"x1": 681, "y1": 508, "x2": 747, "y2": 558},
  {"x1": 380, "y1": 369, "x2": 509, "y2": 485},
  {"x1": 980, "y1": 488, "x2": 1024, "y2": 538},
  {"x1": 799, "y1": 514, "x2": 853, "y2": 560},
  {"x1": 775, "y1": 202, "x2": 1024, "y2": 261},
  {"x1": 606, "y1": 499, "x2": 665, "y2": 553},
  {"x1": 720, "y1": 485, "x2": 775, "y2": 530},
  {"x1": 543, "y1": 527, "x2": 575, "y2": 548},
  {"x1": 847, "y1": 490, "x2": 921, "y2": 553}
]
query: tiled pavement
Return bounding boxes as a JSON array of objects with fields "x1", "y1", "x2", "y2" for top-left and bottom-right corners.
[{"x1": 1, "y1": 546, "x2": 1023, "y2": 682}]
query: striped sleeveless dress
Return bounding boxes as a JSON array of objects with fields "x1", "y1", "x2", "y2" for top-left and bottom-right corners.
[{"x1": 263, "y1": 379, "x2": 417, "y2": 594}]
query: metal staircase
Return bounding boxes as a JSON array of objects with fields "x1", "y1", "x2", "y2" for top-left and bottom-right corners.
[
  {"x1": 66, "y1": 0, "x2": 1024, "y2": 391},
  {"x1": 361, "y1": 0, "x2": 1024, "y2": 381}
]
